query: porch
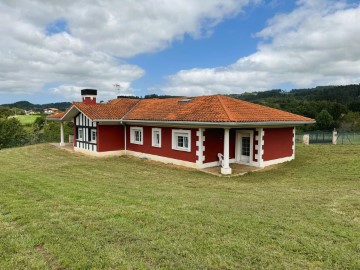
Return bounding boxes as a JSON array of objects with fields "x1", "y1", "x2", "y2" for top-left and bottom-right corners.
[{"x1": 201, "y1": 163, "x2": 263, "y2": 177}]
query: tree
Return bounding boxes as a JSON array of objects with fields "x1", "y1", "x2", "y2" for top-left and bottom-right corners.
[
  {"x1": 340, "y1": 112, "x2": 360, "y2": 132},
  {"x1": 0, "y1": 118, "x2": 29, "y2": 149},
  {"x1": 43, "y1": 122, "x2": 73, "y2": 142},
  {"x1": 315, "y1": 109, "x2": 334, "y2": 130}
]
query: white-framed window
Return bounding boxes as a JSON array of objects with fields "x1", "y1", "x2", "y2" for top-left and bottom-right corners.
[
  {"x1": 130, "y1": 127, "x2": 143, "y2": 145},
  {"x1": 91, "y1": 129, "x2": 97, "y2": 143},
  {"x1": 78, "y1": 128, "x2": 83, "y2": 140},
  {"x1": 152, "y1": 128, "x2": 161, "y2": 147},
  {"x1": 172, "y1": 129, "x2": 191, "y2": 152}
]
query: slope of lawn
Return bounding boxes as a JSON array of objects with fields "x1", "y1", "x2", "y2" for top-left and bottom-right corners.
[
  {"x1": 0, "y1": 144, "x2": 359, "y2": 269},
  {"x1": 10, "y1": 115, "x2": 42, "y2": 125}
]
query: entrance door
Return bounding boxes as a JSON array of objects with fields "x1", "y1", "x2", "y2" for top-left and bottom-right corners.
[{"x1": 239, "y1": 133, "x2": 251, "y2": 163}]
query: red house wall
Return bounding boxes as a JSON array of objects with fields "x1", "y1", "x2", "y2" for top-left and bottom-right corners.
[
  {"x1": 203, "y1": 128, "x2": 236, "y2": 163},
  {"x1": 126, "y1": 126, "x2": 197, "y2": 163},
  {"x1": 97, "y1": 125, "x2": 124, "y2": 152},
  {"x1": 262, "y1": 127, "x2": 294, "y2": 161}
]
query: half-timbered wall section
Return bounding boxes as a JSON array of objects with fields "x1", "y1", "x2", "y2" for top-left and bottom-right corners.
[{"x1": 75, "y1": 113, "x2": 97, "y2": 151}]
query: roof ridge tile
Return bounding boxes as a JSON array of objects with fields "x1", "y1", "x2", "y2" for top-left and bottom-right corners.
[{"x1": 217, "y1": 95, "x2": 232, "y2": 122}]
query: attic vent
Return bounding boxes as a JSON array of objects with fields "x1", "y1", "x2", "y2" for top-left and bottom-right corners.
[{"x1": 178, "y1": 98, "x2": 192, "y2": 103}]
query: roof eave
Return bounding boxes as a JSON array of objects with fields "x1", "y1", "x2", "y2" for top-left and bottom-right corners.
[{"x1": 120, "y1": 119, "x2": 316, "y2": 128}]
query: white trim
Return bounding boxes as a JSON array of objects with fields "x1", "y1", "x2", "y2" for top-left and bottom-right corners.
[
  {"x1": 196, "y1": 128, "x2": 205, "y2": 165},
  {"x1": 151, "y1": 128, "x2": 162, "y2": 148},
  {"x1": 120, "y1": 119, "x2": 315, "y2": 127},
  {"x1": 172, "y1": 129, "x2": 191, "y2": 152},
  {"x1": 255, "y1": 128, "x2": 264, "y2": 167},
  {"x1": 74, "y1": 147, "x2": 125, "y2": 157},
  {"x1": 126, "y1": 150, "x2": 197, "y2": 168},
  {"x1": 292, "y1": 127, "x2": 296, "y2": 158},
  {"x1": 78, "y1": 128, "x2": 84, "y2": 140},
  {"x1": 90, "y1": 129, "x2": 97, "y2": 143},
  {"x1": 235, "y1": 130, "x2": 254, "y2": 166},
  {"x1": 130, "y1": 127, "x2": 143, "y2": 145},
  {"x1": 263, "y1": 156, "x2": 294, "y2": 167}
]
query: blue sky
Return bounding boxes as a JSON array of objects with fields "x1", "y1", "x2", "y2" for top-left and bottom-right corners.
[{"x1": 0, "y1": 0, "x2": 359, "y2": 104}]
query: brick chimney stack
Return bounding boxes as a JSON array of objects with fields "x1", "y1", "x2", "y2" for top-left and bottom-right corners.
[{"x1": 81, "y1": 89, "x2": 97, "y2": 105}]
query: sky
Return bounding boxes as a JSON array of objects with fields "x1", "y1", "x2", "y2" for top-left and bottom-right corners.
[{"x1": 0, "y1": 0, "x2": 359, "y2": 104}]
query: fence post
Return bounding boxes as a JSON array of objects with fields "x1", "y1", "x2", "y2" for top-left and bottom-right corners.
[
  {"x1": 332, "y1": 128, "x2": 337, "y2": 145},
  {"x1": 303, "y1": 134, "x2": 309, "y2": 145}
]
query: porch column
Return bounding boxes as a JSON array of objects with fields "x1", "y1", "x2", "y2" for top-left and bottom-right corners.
[
  {"x1": 60, "y1": 121, "x2": 65, "y2": 146},
  {"x1": 221, "y1": 128, "x2": 232, "y2": 175}
]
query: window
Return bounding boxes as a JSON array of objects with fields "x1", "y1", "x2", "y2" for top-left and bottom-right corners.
[
  {"x1": 91, "y1": 129, "x2": 97, "y2": 143},
  {"x1": 78, "y1": 128, "x2": 83, "y2": 140},
  {"x1": 172, "y1": 129, "x2": 191, "y2": 152},
  {"x1": 130, "y1": 127, "x2": 143, "y2": 145},
  {"x1": 152, "y1": 128, "x2": 161, "y2": 147}
]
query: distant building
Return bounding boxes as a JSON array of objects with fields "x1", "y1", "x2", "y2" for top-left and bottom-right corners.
[
  {"x1": 44, "y1": 108, "x2": 59, "y2": 114},
  {"x1": 25, "y1": 110, "x2": 36, "y2": 115}
]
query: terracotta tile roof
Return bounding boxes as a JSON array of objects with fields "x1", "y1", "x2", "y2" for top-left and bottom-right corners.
[
  {"x1": 72, "y1": 99, "x2": 139, "y2": 120},
  {"x1": 48, "y1": 95, "x2": 314, "y2": 123},
  {"x1": 124, "y1": 95, "x2": 314, "y2": 123},
  {"x1": 47, "y1": 112, "x2": 65, "y2": 119}
]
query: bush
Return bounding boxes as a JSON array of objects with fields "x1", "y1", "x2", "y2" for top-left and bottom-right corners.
[
  {"x1": 0, "y1": 118, "x2": 29, "y2": 149},
  {"x1": 43, "y1": 122, "x2": 73, "y2": 142}
]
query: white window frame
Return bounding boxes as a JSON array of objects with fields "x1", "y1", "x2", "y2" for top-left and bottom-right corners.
[
  {"x1": 90, "y1": 129, "x2": 97, "y2": 143},
  {"x1": 130, "y1": 127, "x2": 143, "y2": 145},
  {"x1": 152, "y1": 128, "x2": 161, "y2": 147},
  {"x1": 172, "y1": 129, "x2": 191, "y2": 152},
  {"x1": 78, "y1": 128, "x2": 84, "y2": 141}
]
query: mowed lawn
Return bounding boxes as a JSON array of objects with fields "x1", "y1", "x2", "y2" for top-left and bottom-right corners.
[
  {"x1": 11, "y1": 115, "x2": 42, "y2": 125},
  {"x1": 0, "y1": 144, "x2": 359, "y2": 269}
]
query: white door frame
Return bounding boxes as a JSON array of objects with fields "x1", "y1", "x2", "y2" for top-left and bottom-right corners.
[{"x1": 235, "y1": 130, "x2": 254, "y2": 165}]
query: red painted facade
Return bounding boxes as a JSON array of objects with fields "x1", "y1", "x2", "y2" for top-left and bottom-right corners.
[
  {"x1": 203, "y1": 129, "x2": 235, "y2": 163},
  {"x1": 126, "y1": 126, "x2": 197, "y2": 162},
  {"x1": 97, "y1": 125, "x2": 124, "y2": 152},
  {"x1": 262, "y1": 127, "x2": 294, "y2": 161}
]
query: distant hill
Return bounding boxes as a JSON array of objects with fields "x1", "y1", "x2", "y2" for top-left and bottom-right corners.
[{"x1": 1, "y1": 101, "x2": 71, "y2": 111}]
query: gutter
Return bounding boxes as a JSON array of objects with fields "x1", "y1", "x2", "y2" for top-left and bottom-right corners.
[{"x1": 94, "y1": 119, "x2": 316, "y2": 128}]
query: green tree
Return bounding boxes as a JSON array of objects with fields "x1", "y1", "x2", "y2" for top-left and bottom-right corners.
[
  {"x1": 315, "y1": 109, "x2": 334, "y2": 130},
  {"x1": 0, "y1": 118, "x2": 29, "y2": 149},
  {"x1": 43, "y1": 122, "x2": 73, "y2": 142},
  {"x1": 340, "y1": 112, "x2": 360, "y2": 132}
]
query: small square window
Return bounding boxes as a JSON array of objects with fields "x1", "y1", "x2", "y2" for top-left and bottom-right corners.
[
  {"x1": 130, "y1": 127, "x2": 143, "y2": 145},
  {"x1": 91, "y1": 129, "x2": 97, "y2": 143},
  {"x1": 172, "y1": 129, "x2": 191, "y2": 152},
  {"x1": 78, "y1": 128, "x2": 83, "y2": 140},
  {"x1": 152, "y1": 128, "x2": 161, "y2": 147}
]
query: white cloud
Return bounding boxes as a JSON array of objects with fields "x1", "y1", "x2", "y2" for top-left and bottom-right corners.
[
  {"x1": 0, "y1": 0, "x2": 254, "y2": 100},
  {"x1": 162, "y1": 0, "x2": 360, "y2": 96}
]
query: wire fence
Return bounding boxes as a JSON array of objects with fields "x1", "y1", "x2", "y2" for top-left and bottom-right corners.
[{"x1": 296, "y1": 131, "x2": 360, "y2": 145}]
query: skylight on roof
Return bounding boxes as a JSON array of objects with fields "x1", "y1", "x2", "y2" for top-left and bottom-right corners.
[{"x1": 178, "y1": 98, "x2": 192, "y2": 103}]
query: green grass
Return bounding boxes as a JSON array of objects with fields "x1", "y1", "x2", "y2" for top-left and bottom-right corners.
[
  {"x1": 0, "y1": 144, "x2": 359, "y2": 269},
  {"x1": 10, "y1": 114, "x2": 42, "y2": 125}
]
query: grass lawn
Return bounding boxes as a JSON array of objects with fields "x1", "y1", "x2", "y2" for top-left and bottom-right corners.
[
  {"x1": 0, "y1": 144, "x2": 359, "y2": 269},
  {"x1": 11, "y1": 115, "x2": 42, "y2": 125}
]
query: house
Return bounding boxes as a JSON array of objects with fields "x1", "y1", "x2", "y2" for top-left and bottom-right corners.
[
  {"x1": 44, "y1": 108, "x2": 59, "y2": 114},
  {"x1": 48, "y1": 89, "x2": 315, "y2": 174}
]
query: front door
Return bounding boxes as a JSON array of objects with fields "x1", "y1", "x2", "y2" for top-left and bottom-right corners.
[{"x1": 238, "y1": 133, "x2": 251, "y2": 164}]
